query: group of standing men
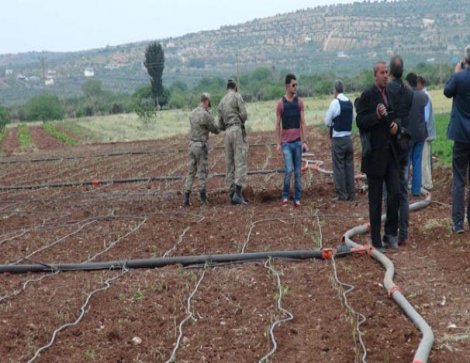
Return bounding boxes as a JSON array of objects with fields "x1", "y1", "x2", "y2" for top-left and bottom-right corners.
[
  {"x1": 183, "y1": 74, "x2": 309, "y2": 208},
  {"x1": 183, "y1": 79, "x2": 248, "y2": 206},
  {"x1": 357, "y1": 46, "x2": 470, "y2": 250},
  {"x1": 355, "y1": 56, "x2": 420, "y2": 250},
  {"x1": 183, "y1": 45, "x2": 470, "y2": 247}
]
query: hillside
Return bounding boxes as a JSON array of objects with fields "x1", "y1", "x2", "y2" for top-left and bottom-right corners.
[{"x1": 1, "y1": 0, "x2": 469, "y2": 105}]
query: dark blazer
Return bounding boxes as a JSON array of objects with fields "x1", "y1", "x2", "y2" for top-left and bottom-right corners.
[
  {"x1": 387, "y1": 78, "x2": 413, "y2": 130},
  {"x1": 444, "y1": 68, "x2": 470, "y2": 143},
  {"x1": 408, "y1": 89, "x2": 428, "y2": 143},
  {"x1": 355, "y1": 85, "x2": 398, "y2": 177}
]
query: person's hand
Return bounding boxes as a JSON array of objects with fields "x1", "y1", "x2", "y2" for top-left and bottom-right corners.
[
  {"x1": 376, "y1": 103, "x2": 387, "y2": 119},
  {"x1": 276, "y1": 143, "x2": 281, "y2": 153},
  {"x1": 302, "y1": 142, "x2": 309, "y2": 152},
  {"x1": 389, "y1": 122, "x2": 398, "y2": 136},
  {"x1": 455, "y1": 61, "x2": 464, "y2": 73}
]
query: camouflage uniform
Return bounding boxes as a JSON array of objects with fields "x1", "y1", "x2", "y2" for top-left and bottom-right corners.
[
  {"x1": 217, "y1": 90, "x2": 248, "y2": 198},
  {"x1": 183, "y1": 106, "x2": 219, "y2": 195}
]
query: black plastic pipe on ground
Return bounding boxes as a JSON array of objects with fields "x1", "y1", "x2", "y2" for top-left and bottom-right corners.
[
  {"x1": 0, "y1": 143, "x2": 277, "y2": 165},
  {"x1": 0, "y1": 169, "x2": 285, "y2": 191},
  {"x1": 0, "y1": 247, "x2": 352, "y2": 274}
]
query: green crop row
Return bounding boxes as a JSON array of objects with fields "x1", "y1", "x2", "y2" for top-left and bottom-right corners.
[{"x1": 43, "y1": 122, "x2": 77, "y2": 145}]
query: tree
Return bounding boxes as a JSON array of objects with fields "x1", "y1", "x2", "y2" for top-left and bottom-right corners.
[
  {"x1": 144, "y1": 41, "x2": 165, "y2": 110},
  {"x1": 0, "y1": 106, "x2": 10, "y2": 130},
  {"x1": 25, "y1": 93, "x2": 65, "y2": 121},
  {"x1": 81, "y1": 79, "x2": 104, "y2": 115}
]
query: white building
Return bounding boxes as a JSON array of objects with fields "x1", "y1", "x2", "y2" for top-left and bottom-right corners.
[{"x1": 84, "y1": 67, "x2": 95, "y2": 77}]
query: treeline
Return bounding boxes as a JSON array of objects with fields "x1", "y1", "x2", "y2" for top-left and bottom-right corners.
[{"x1": 0, "y1": 61, "x2": 454, "y2": 126}]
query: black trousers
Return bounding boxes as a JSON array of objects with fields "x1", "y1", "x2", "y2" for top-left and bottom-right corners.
[
  {"x1": 451, "y1": 141, "x2": 470, "y2": 226},
  {"x1": 366, "y1": 152, "x2": 400, "y2": 247}
]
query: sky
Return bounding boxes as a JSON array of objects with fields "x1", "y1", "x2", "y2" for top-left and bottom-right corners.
[{"x1": 0, "y1": 0, "x2": 355, "y2": 54}]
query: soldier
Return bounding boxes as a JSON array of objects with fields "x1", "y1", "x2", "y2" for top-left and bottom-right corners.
[
  {"x1": 183, "y1": 93, "x2": 219, "y2": 206},
  {"x1": 217, "y1": 79, "x2": 248, "y2": 204}
]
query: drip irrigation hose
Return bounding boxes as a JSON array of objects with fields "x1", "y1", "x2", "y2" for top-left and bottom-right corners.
[
  {"x1": 0, "y1": 143, "x2": 276, "y2": 165},
  {"x1": 164, "y1": 269, "x2": 207, "y2": 363},
  {"x1": 259, "y1": 258, "x2": 294, "y2": 363},
  {"x1": 26, "y1": 267, "x2": 129, "y2": 363},
  {"x1": 342, "y1": 193, "x2": 434, "y2": 363},
  {"x1": 0, "y1": 248, "x2": 353, "y2": 274},
  {"x1": 302, "y1": 153, "x2": 366, "y2": 180},
  {"x1": 0, "y1": 169, "x2": 284, "y2": 191}
]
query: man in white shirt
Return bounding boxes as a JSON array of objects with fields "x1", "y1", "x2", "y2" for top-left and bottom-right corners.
[
  {"x1": 417, "y1": 76, "x2": 435, "y2": 194},
  {"x1": 324, "y1": 80, "x2": 355, "y2": 201}
]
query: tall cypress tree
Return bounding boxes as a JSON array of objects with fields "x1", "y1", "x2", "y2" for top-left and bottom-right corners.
[{"x1": 144, "y1": 42, "x2": 165, "y2": 109}]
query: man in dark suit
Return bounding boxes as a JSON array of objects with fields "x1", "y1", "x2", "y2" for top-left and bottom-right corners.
[
  {"x1": 387, "y1": 55, "x2": 413, "y2": 246},
  {"x1": 355, "y1": 61, "x2": 400, "y2": 250},
  {"x1": 444, "y1": 45, "x2": 470, "y2": 233}
]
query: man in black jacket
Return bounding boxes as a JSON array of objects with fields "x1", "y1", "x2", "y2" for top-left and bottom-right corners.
[
  {"x1": 356, "y1": 61, "x2": 400, "y2": 250},
  {"x1": 386, "y1": 55, "x2": 414, "y2": 246}
]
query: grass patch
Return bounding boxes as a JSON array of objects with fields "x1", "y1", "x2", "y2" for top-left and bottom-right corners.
[
  {"x1": 0, "y1": 127, "x2": 6, "y2": 145},
  {"x1": 433, "y1": 113, "x2": 452, "y2": 166},
  {"x1": 59, "y1": 89, "x2": 453, "y2": 149},
  {"x1": 42, "y1": 122, "x2": 77, "y2": 145},
  {"x1": 58, "y1": 121, "x2": 101, "y2": 143},
  {"x1": 17, "y1": 123, "x2": 31, "y2": 148}
]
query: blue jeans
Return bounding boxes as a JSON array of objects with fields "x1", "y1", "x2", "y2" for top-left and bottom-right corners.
[
  {"x1": 409, "y1": 141, "x2": 424, "y2": 196},
  {"x1": 282, "y1": 140, "x2": 302, "y2": 201}
]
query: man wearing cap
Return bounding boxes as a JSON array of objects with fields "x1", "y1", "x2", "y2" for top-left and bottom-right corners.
[
  {"x1": 183, "y1": 93, "x2": 219, "y2": 206},
  {"x1": 217, "y1": 79, "x2": 248, "y2": 204}
]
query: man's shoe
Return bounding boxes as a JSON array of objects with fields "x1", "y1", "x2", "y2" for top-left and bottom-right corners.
[
  {"x1": 398, "y1": 239, "x2": 408, "y2": 246},
  {"x1": 383, "y1": 235, "x2": 398, "y2": 250},
  {"x1": 280, "y1": 198, "x2": 288, "y2": 207},
  {"x1": 293, "y1": 200, "x2": 301, "y2": 208},
  {"x1": 183, "y1": 191, "x2": 191, "y2": 207},
  {"x1": 452, "y1": 222, "x2": 464, "y2": 234},
  {"x1": 231, "y1": 185, "x2": 247, "y2": 205},
  {"x1": 200, "y1": 190, "x2": 208, "y2": 204}
]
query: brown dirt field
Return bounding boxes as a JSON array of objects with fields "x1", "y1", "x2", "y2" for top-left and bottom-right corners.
[{"x1": 0, "y1": 126, "x2": 468, "y2": 363}]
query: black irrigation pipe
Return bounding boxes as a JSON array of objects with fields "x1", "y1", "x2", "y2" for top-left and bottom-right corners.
[
  {"x1": 0, "y1": 143, "x2": 276, "y2": 165},
  {"x1": 0, "y1": 247, "x2": 351, "y2": 274},
  {"x1": 0, "y1": 169, "x2": 284, "y2": 191}
]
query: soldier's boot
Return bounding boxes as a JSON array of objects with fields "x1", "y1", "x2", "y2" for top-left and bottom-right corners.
[
  {"x1": 231, "y1": 185, "x2": 247, "y2": 205},
  {"x1": 229, "y1": 184, "x2": 236, "y2": 204},
  {"x1": 183, "y1": 191, "x2": 191, "y2": 207},
  {"x1": 200, "y1": 190, "x2": 208, "y2": 204}
]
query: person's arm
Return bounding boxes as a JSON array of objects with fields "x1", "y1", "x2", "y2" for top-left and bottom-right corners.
[
  {"x1": 205, "y1": 112, "x2": 219, "y2": 134},
  {"x1": 355, "y1": 89, "x2": 382, "y2": 130},
  {"x1": 299, "y1": 98, "x2": 308, "y2": 151},
  {"x1": 217, "y1": 103, "x2": 226, "y2": 131},
  {"x1": 424, "y1": 95, "x2": 430, "y2": 124},
  {"x1": 275, "y1": 100, "x2": 282, "y2": 153},
  {"x1": 324, "y1": 99, "x2": 339, "y2": 127},
  {"x1": 237, "y1": 94, "x2": 248, "y2": 123},
  {"x1": 443, "y1": 75, "x2": 457, "y2": 99}
]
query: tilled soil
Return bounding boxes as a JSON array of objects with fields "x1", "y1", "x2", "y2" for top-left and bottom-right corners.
[{"x1": 0, "y1": 125, "x2": 468, "y2": 363}]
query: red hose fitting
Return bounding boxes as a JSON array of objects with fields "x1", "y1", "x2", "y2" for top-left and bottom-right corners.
[
  {"x1": 389, "y1": 285, "x2": 401, "y2": 298},
  {"x1": 350, "y1": 244, "x2": 373, "y2": 256},
  {"x1": 91, "y1": 178, "x2": 101, "y2": 186},
  {"x1": 322, "y1": 248, "x2": 333, "y2": 260}
]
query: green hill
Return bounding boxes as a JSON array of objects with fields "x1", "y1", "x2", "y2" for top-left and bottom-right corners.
[{"x1": 1, "y1": 0, "x2": 469, "y2": 105}]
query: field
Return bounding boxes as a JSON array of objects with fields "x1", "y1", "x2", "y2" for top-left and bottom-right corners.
[{"x1": 0, "y1": 101, "x2": 468, "y2": 363}]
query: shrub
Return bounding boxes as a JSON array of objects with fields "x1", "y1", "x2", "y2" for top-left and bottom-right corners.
[
  {"x1": 0, "y1": 106, "x2": 10, "y2": 130},
  {"x1": 25, "y1": 93, "x2": 65, "y2": 121}
]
